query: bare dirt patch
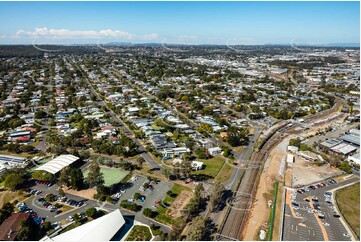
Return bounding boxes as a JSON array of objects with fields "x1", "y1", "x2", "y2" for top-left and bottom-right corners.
[
  {"x1": 166, "y1": 190, "x2": 193, "y2": 218},
  {"x1": 288, "y1": 156, "x2": 342, "y2": 187},
  {"x1": 62, "y1": 186, "x2": 97, "y2": 200}
]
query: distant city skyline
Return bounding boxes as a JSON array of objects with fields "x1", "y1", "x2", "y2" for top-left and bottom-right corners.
[{"x1": 0, "y1": 1, "x2": 359, "y2": 45}]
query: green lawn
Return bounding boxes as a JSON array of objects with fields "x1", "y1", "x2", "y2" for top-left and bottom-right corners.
[
  {"x1": 84, "y1": 167, "x2": 129, "y2": 186},
  {"x1": 215, "y1": 162, "x2": 234, "y2": 183},
  {"x1": 125, "y1": 225, "x2": 152, "y2": 241},
  {"x1": 336, "y1": 183, "x2": 360, "y2": 239},
  {"x1": 192, "y1": 155, "x2": 226, "y2": 179},
  {"x1": 163, "y1": 183, "x2": 190, "y2": 204}
]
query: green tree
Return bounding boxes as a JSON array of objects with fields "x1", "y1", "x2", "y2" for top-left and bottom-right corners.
[
  {"x1": 209, "y1": 182, "x2": 224, "y2": 212},
  {"x1": 35, "y1": 110, "x2": 47, "y2": 119},
  {"x1": 186, "y1": 216, "x2": 206, "y2": 241},
  {"x1": 58, "y1": 188, "x2": 65, "y2": 197},
  {"x1": 85, "y1": 207, "x2": 96, "y2": 217},
  {"x1": 86, "y1": 162, "x2": 104, "y2": 187},
  {"x1": 0, "y1": 202, "x2": 14, "y2": 223},
  {"x1": 70, "y1": 168, "x2": 84, "y2": 190},
  {"x1": 59, "y1": 167, "x2": 71, "y2": 186},
  {"x1": 4, "y1": 173, "x2": 24, "y2": 190},
  {"x1": 32, "y1": 170, "x2": 54, "y2": 182},
  {"x1": 142, "y1": 208, "x2": 153, "y2": 218}
]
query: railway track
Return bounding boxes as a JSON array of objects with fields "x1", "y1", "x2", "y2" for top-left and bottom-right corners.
[
  {"x1": 217, "y1": 99, "x2": 345, "y2": 240},
  {"x1": 217, "y1": 123, "x2": 298, "y2": 240}
]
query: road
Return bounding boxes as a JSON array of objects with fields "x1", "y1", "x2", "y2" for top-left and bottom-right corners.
[{"x1": 34, "y1": 76, "x2": 52, "y2": 152}]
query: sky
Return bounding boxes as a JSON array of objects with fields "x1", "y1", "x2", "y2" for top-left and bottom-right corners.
[{"x1": 0, "y1": 1, "x2": 359, "y2": 45}]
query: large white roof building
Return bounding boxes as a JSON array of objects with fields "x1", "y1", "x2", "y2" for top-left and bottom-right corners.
[
  {"x1": 42, "y1": 209, "x2": 126, "y2": 241},
  {"x1": 35, "y1": 155, "x2": 79, "y2": 174}
]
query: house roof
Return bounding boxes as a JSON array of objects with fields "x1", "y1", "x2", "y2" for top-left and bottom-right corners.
[{"x1": 0, "y1": 212, "x2": 29, "y2": 241}]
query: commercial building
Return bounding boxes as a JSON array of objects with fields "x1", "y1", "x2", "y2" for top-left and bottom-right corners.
[
  {"x1": 35, "y1": 154, "x2": 79, "y2": 175},
  {"x1": 348, "y1": 153, "x2": 360, "y2": 165},
  {"x1": 0, "y1": 155, "x2": 27, "y2": 168},
  {"x1": 42, "y1": 209, "x2": 126, "y2": 241}
]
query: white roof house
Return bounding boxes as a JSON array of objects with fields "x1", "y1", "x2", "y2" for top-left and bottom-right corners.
[
  {"x1": 208, "y1": 147, "x2": 222, "y2": 156},
  {"x1": 191, "y1": 161, "x2": 204, "y2": 170},
  {"x1": 286, "y1": 154, "x2": 294, "y2": 163},
  {"x1": 287, "y1": 146, "x2": 299, "y2": 153},
  {"x1": 35, "y1": 155, "x2": 79, "y2": 174},
  {"x1": 42, "y1": 209, "x2": 126, "y2": 241}
]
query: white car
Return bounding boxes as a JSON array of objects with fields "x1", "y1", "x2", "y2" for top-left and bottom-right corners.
[
  {"x1": 323, "y1": 222, "x2": 330, "y2": 227},
  {"x1": 343, "y1": 233, "x2": 351, "y2": 238}
]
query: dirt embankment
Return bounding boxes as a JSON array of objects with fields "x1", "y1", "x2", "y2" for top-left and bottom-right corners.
[
  {"x1": 243, "y1": 137, "x2": 290, "y2": 240},
  {"x1": 166, "y1": 190, "x2": 193, "y2": 218}
]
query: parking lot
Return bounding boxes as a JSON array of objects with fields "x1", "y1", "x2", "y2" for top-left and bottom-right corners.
[
  {"x1": 113, "y1": 175, "x2": 172, "y2": 210},
  {"x1": 26, "y1": 175, "x2": 172, "y2": 226},
  {"x1": 282, "y1": 176, "x2": 359, "y2": 241}
]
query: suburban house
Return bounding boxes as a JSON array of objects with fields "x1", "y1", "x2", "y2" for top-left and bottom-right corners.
[
  {"x1": 208, "y1": 147, "x2": 222, "y2": 156},
  {"x1": 0, "y1": 212, "x2": 30, "y2": 241}
]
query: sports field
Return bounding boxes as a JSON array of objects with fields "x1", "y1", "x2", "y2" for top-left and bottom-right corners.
[
  {"x1": 336, "y1": 182, "x2": 360, "y2": 239},
  {"x1": 84, "y1": 167, "x2": 129, "y2": 186}
]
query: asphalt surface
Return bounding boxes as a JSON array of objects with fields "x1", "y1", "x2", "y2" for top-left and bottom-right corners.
[
  {"x1": 282, "y1": 176, "x2": 359, "y2": 241},
  {"x1": 25, "y1": 175, "x2": 172, "y2": 234}
]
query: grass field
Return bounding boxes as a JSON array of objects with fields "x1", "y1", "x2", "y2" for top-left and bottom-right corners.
[
  {"x1": 215, "y1": 163, "x2": 235, "y2": 183},
  {"x1": 193, "y1": 155, "x2": 226, "y2": 179},
  {"x1": 84, "y1": 167, "x2": 129, "y2": 186},
  {"x1": 336, "y1": 183, "x2": 360, "y2": 239}
]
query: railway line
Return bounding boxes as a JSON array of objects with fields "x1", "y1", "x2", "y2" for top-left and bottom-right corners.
[{"x1": 217, "y1": 98, "x2": 346, "y2": 241}]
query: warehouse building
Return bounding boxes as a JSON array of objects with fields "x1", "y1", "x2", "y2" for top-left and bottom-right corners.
[
  {"x1": 41, "y1": 209, "x2": 126, "y2": 241},
  {"x1": 35, "y1": 154, "x2": 79, "y2": 175}
]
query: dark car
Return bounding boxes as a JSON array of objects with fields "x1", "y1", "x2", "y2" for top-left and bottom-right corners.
[{"x1": 292, "y1": 202, "x2": 299, "y2": 207}]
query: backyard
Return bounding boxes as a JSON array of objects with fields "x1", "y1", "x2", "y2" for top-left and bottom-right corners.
[
  {"x1": 192, "y1": 155, "x2": 226, "y2": 179},
  {"x1": 336, "y1": 182, "x2": 360, "y2": 239},
  {"x1": 84, "y1": 167, "x2": 129, "y2": 186}
]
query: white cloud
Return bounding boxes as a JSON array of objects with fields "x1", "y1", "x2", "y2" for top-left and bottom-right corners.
[{"x1": 12, "y1": 27, "x2": 159, "y2": 41}]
